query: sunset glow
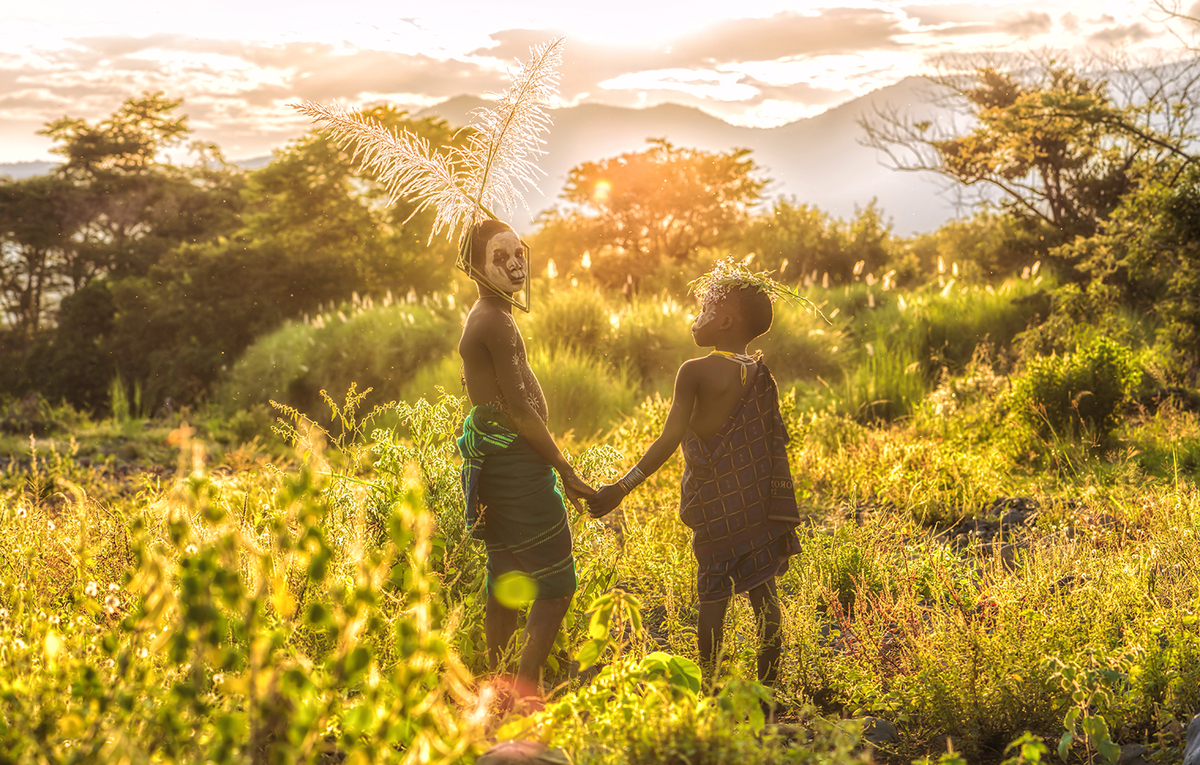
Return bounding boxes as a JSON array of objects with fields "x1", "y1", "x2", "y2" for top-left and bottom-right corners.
[
  {"x1": 1, "y1": 1, "x2": 1194, "y2": 163},
  {"x1": 592, "y1": 180, "x2": 613, "y2": 206}
]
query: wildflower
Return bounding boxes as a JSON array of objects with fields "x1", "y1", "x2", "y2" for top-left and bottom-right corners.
[
  {"x1": 138, "y1": 647, "x2": 149, "y2": 659},
  {"x1": 185, "y1": 544, "x2": 198, "y2": 555},
  {"x1": 15, "y1": 504, "x2": 26, "y2": 519},
  {"x1": 85, "y1": 581, "x2": 98, "y2": 598},
  {"x1": 0, "y1": 607, "x2": 8, "y2": 620},
  {"x1": 104, "y1": 594, "x2": 119, "y2": 616},
  {"x1": 108, "y1": 583, "x2": 119, "y2": 592},
  {"x1": 48, "y1": 520, "x2": 55, "y2": 531},
  {"x1": 213, "y1": 673, "x2": 225, "y2": 685}
]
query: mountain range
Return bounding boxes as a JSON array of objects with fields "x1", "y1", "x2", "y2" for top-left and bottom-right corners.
[{"x1": 0, "y1": 77, "x2": 963, "y2": 235}]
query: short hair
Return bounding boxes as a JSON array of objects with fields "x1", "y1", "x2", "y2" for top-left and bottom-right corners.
[
  {"x1": 722, "y1": 285, "x2": 773, "y2": 340},
  {"x1": 468, "y1": 219, "x2": 517, "y2": 270}
]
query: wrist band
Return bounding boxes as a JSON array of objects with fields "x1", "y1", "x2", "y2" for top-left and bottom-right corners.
[{"x1": 617, "y1": 465, "x2": 647, "y2": 494}]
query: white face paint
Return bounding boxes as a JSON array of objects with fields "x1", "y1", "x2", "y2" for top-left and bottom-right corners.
[
  {"x1": 692, "y1": 307, "x2": 717, "y2": 332},
  {"x1": 482, "y1": 230, "x2": 526, "y2": 293}
]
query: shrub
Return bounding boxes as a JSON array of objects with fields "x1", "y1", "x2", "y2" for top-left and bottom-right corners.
[
  {"x1": 1008, "y1": 336, "x2": 1139, "y2": 442},
  {"x1": 528, "y1": 346, "x2": 638, "y2": 440}
]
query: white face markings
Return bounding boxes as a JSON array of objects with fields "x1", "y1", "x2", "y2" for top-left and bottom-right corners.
[
  {"x1": 692, "y1": 307, "x2": 717, "y2": 332},
  {"x1": 483, "y1": 230, "x2": 526, "y2": 293}
]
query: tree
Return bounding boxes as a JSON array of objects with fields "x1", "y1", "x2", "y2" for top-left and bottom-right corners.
[
  {"x1": 91, "y1": 106, "x2": 463, "y2": 408},
  {"x1": 1056, "y1": 164, "x2": 1200, "y2": 381},
  {"x1": 550, "y1": 139, "x2": 766, "y2": 286},
  {"x1": 39, "y1": 92, "x2": 244, "y2": 283},
  {"x1": 0, "y1": 175, "x2": 84, "y2": 334},
  {"x1": 238, "y1": 104, "x2": 460, "y2": 298},
  {"x1": 859, "y1": 54, "x2": 1200, "y2": 268},
  {"x1": 734, "y1": 197, "x2": 893, "y2": 285}
]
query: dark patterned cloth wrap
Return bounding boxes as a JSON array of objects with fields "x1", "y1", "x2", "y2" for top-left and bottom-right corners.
[
  {"x1": 680, "y1": 360, "x2": 802, "y2": 603},
  {"x1": 456, "y1": 405, "x2": 576, "y2": 600}
]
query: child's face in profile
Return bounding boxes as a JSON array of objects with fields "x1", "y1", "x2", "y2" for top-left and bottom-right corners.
[
  {"x1": 691, "y1": 298, "x2": 726, "y2": 346},
  {"x1": 483, "y1": 230, "x2": 527, "y2": 293}
]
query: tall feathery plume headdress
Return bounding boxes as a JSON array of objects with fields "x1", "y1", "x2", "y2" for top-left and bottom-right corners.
[
  {"x1": 291, "y1": 37, "x2": 566, "y2": 312},
  {"x1": 689, "y1": 257, "x2": 827, "y2": 321}
]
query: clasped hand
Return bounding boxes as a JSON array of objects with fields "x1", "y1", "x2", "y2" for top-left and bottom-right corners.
[
  {"x1": 585, "y1": 484, "x2": 624, "y2": 519},
  {"x1": 562, "y1": 472, "x2": 596, "y2": 514}
]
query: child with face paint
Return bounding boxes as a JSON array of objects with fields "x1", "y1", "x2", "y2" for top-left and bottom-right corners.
[
  {"x1": 456, "y1": 219, "x2": 596, "y2": 710},
  {"x1": 587, "y1": 262, "x2": 803, "y2": 713}
]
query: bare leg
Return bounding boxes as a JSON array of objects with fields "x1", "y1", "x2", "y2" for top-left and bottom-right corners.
[
  {"x1": 748, "y1": 578, "x2": 783, "y2": 688},
  {"x1": 486, "y1": 592, "x2": 520, "y2": 674},
  {"x1": 514, "y1": 595, "x2": 572, "y2": 703},
  {"x1": 697, "y1": 597, "x2": 730, "y2": 685}
]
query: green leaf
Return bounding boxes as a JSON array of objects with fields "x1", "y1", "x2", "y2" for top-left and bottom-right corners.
[
  {"x1": 1058, "y1": 731, "x2": 1073, "y2": 762},
  {"x1": 1098, "y1": 739, "x2": 1121, "y2": 765},
  {"x1": 588, "y1": 598, "x2": 617, "y2": 639},
  {"x1": 668, "y1": 655, "x2": 702, "y2": 695},
  {"x1": 575, "y1": 638, "x2": 606, "y2": 671}
]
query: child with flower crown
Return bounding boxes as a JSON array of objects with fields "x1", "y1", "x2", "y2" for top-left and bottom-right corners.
[{"x1": 589, "y1": 259, "x2": 805, "y2": 709}]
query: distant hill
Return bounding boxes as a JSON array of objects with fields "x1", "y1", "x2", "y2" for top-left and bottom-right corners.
[
  {"x1": 0, "y1": 157, "x2": 274, "y2": 178},
  {"x1": 0, "y1": 161, "x2": 57, "y2": 180},
  {"x1": 418, "y1": 77, "x2": 961, "y2": 235},
  {"x1": 0, "y1": 80, "x2": 961, "y2": 235}
]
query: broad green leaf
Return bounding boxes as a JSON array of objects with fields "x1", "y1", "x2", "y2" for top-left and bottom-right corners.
[
  {"x1": 1058, "y1": 731, "x2": 1072, "y2": 762},
  {"x1": 575, "y1": 638, "x2": 606, "y2": 671}
]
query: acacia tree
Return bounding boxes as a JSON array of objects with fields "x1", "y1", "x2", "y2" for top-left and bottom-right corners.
[
  {"x1": 859, "y1": 54, "x2": 1200, "y2": 268},
  {"x1": 40, "y1": 92, "x2": 243, "y2": 284},
  {"x1": 550, "y1": 138, "x2": 766, "y2": 286}
]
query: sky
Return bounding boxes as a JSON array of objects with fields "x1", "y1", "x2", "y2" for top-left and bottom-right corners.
[{"x1": 1, "y1": 0, "x2": 1197, "y2": 164}]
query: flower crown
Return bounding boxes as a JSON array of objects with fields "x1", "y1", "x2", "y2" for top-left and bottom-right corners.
[{"x1": 689, "y1": 257, "x2": 822, "y2": 317}]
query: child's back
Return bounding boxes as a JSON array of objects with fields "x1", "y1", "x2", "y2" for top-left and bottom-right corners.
[
  {"x1": 678, "y1": 353, "x2": 759, "y2": 440},
  {"x1": 588, "y1": 260, "x2": 809, "y2": 709}
]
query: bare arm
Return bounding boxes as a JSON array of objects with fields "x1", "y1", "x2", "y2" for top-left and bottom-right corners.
[
  {"x1": 484, "y1": 316, "x2": 594, "y2": 508},
  {"x1": 633, "y1": 360, "x2": 701, "y2": 477},
  {"x1": 588, "y1": 361, "x2": 700, "y2": 517}
]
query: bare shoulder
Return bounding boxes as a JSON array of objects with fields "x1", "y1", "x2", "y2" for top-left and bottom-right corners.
[
  {"x1": 679, "y1": 354, "x2": 723, "y2": 378},
  {"x1": 461, "y1": 301, "x2": 518, "y2": 349},
  {"x1": 676, "y1": 356, "x2": 717, "y2": 387}
]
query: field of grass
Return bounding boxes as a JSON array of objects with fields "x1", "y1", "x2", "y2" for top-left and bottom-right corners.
[{"x1": 1, "y1": 275, "x2": 1198, "y2": 764}]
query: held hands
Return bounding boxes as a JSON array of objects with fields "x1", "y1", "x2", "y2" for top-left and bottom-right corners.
[
  {"x1": 562, "y1": 471, "x2": 596, "y2": 514},
  {"x1": 586, "y1": 484, "x2": 625, "y2": 519}
]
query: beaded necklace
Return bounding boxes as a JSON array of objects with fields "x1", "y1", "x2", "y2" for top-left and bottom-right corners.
[{"x1": 709, "y1": 350, "x2": 758, "y2": 385}]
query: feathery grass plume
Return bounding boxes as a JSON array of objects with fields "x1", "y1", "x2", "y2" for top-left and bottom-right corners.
[
  {"x1": 462, "y1": 36, "x2": 564, "y2": 219},
  {"x1": 291, "y1": 100, "x2": 476, "y2": 244},
  {"x1": 292, "y1": 37, "x2": 565, "y2": 247}
]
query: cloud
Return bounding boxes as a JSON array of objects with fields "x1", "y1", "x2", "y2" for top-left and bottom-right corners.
[
  {"x1": 673, "y1": 9, "x2": 907, "y2": 64},
  {"x1": 997, "y1": 11, "x2": 1053, "y2": 38},
  {"x1": 900, "y1": 4, "x2": 1001, "y2": 27},
  {"x1": 925, "y1": 22, "x2": 995, "y2": 37},
  {"x1": 1089, "y1": 22, "x2": 1156, "y2": 45}
]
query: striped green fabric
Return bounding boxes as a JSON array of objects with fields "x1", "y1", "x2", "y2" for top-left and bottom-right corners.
[{"x1": 457, "y1": 405, "x2": 518, "y2": 538}]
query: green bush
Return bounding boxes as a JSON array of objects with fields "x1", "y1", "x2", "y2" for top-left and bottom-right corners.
[
  {"x1": 1008, "y1": 336, "x2": 1139, "y2": 441},
  {"x1": 528, "y1": 346, "x2": 638, "y2": 440}
]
